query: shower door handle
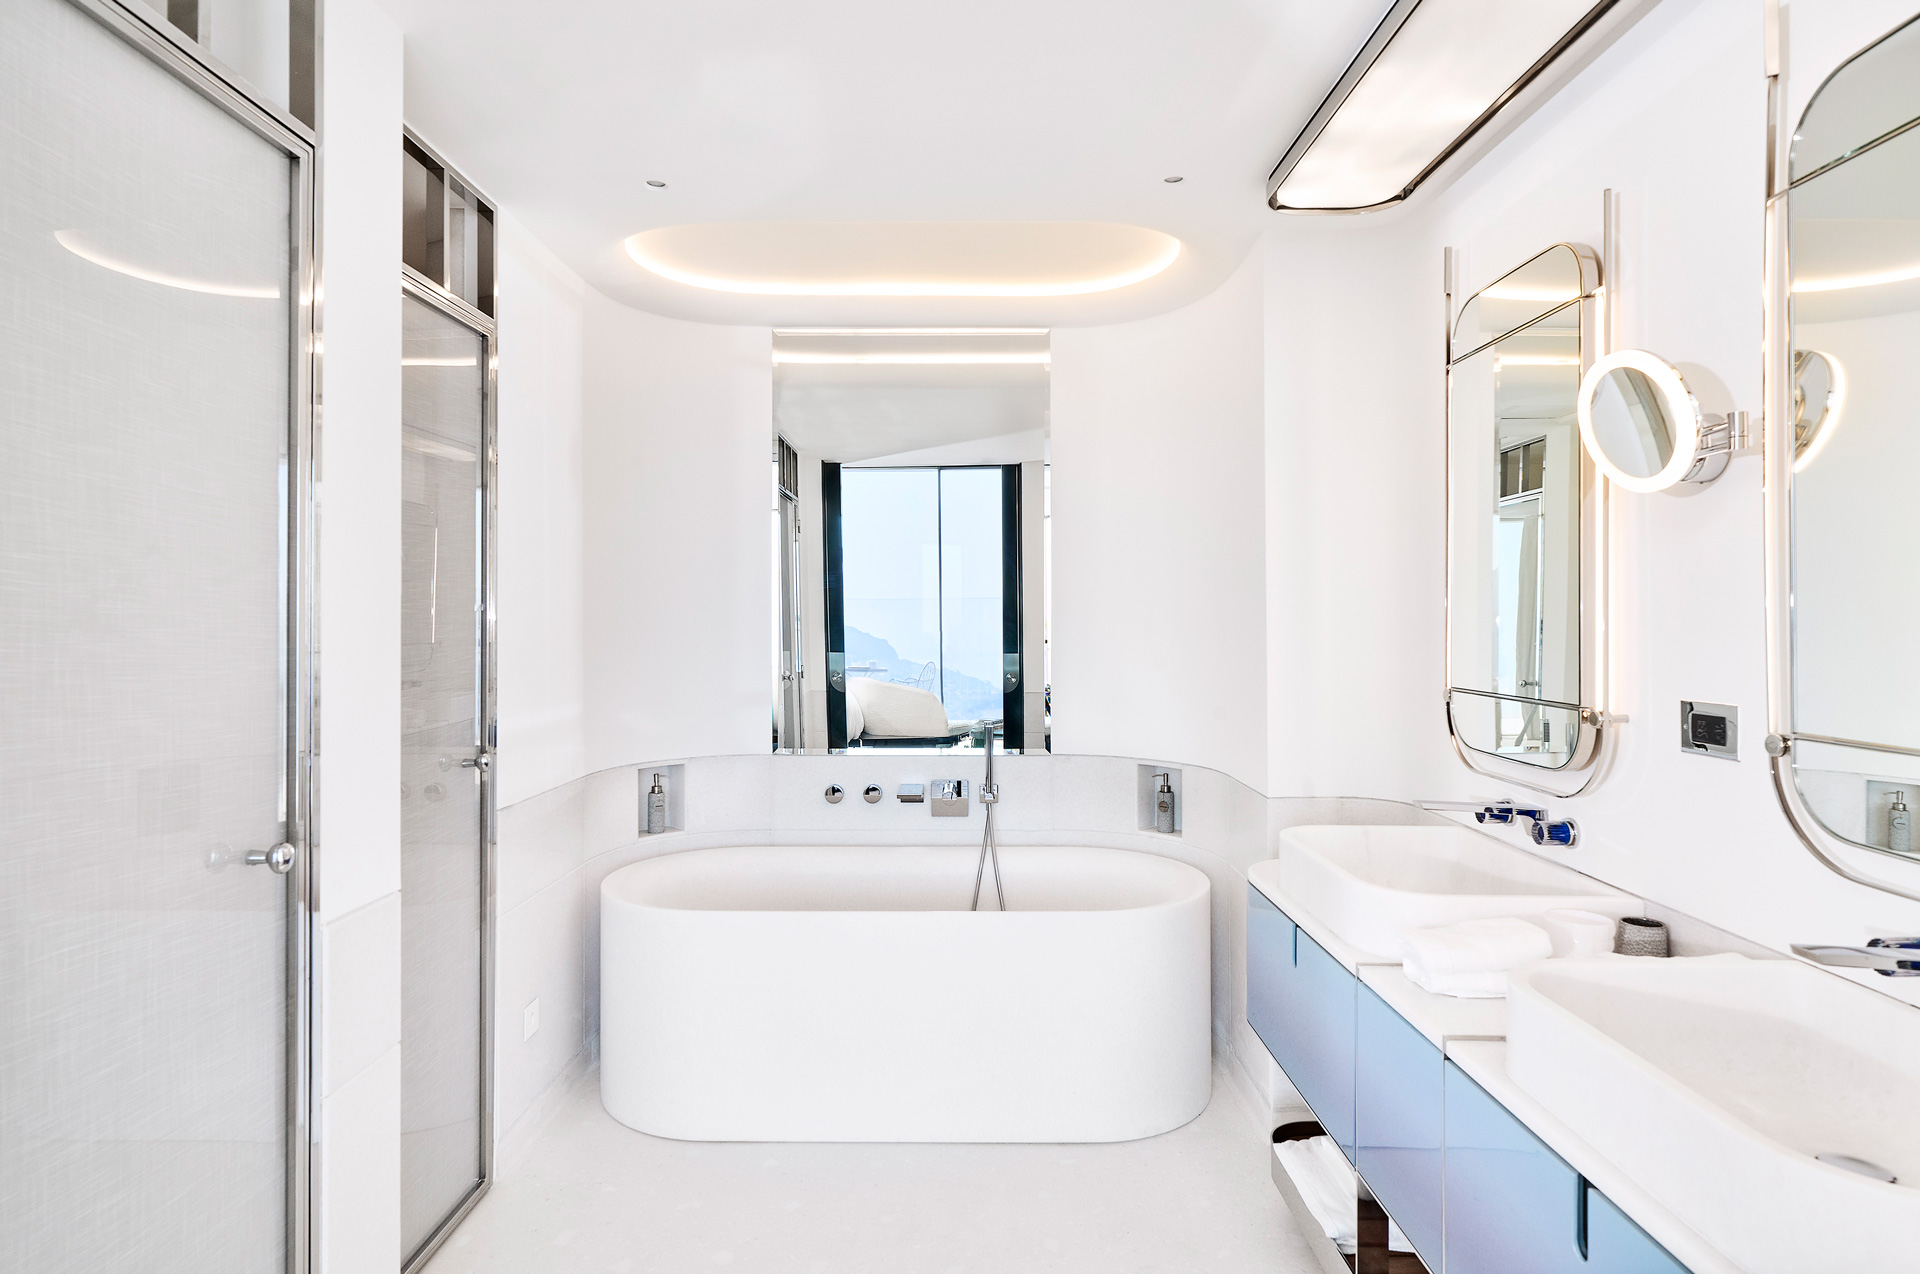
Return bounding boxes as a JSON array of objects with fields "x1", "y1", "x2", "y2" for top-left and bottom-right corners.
[{"x1": 245, "y1": 842, "x2": 296, "y2": 874}]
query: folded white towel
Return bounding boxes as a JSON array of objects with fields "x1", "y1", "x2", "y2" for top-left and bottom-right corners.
[
  {"x1": 1401, "y1": 917, "x2": 1552, "y2": 998},
  {"x1": 1274, "y1": 1135, "x2": 1357, "y2": 1254}
]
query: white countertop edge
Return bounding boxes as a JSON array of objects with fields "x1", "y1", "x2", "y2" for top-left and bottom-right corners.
[
  {"x1": 1358, "y1": 964, "x2": 1509, "y2": 1048},
  {"x1": 1248, "y1": 874, "x2": 1396, "y2": 973},
  {"x1": 1445, "y1": 1040, "x2": 1746, "y2": 1274}
]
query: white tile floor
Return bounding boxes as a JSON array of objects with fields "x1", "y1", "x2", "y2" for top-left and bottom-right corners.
[{"x1": 425, "y1": 1066, "x2": 1323, "y2": 1274}]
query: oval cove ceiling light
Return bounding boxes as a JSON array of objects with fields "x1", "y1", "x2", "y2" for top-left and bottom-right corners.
[{"x1": 624, "y1": 222, "x2": 1181, "y2": 297}]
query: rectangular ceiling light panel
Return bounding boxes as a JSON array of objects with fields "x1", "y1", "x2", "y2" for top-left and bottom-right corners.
[{"x1": 1270, "y1": 0, "x2": 1617, "y2": 212}]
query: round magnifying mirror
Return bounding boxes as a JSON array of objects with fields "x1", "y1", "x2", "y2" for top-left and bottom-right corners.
[
  {"x1": 1576, "y1": 350, "x2": 1714, "y2": 492},
  {"x1": 1791, "y1": 349, "x2": 1845, "y2": 472}
]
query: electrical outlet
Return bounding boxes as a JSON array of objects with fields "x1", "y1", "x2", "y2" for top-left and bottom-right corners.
[{"x1": 522, "y1": 998, "x2": 539, "y2": 1042}]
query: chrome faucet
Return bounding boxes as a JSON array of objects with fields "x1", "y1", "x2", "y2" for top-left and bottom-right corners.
[
  {"x1": 971, "y1": 727, "x2": 1005, "y2": 912},
  {"x1": 1418, "y1": 798, "x2": 1579, "y2": 848},
  {"x1": 1791, "y1": 937, "x2": 1920, "y2": 976}
]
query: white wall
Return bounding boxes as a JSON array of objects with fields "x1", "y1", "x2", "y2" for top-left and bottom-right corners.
[
  {"x1": 582, "y1": 297, "x2": 772, "y2": 770},
  {"x1": 494, "y1": 213, "x2": 589, "y2": 805},
  {"x1": 1262, "y1": 0, "x2": 1920, "y2": 997},
  {"x1": 1051, "y1": 248, "x2": 1269, "y2": 792},
  {"x1": 313, "y1": 0, "x2": 403, "y2": 1268}
]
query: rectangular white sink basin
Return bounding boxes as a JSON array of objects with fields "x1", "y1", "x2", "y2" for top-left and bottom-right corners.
[
  {"x1": 1262, "y1": 824, "x2": 1638, "y2": 958},
  {"x1": 1508, "y1": 956, "x2": 1920, "y2": 1274}
]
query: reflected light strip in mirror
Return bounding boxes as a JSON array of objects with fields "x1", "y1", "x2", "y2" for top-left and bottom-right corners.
[
  {"x1": 54, "y1": 229, "x2": 281, "y2": 298},
  {"x1": 1494, "y1": 354, "x2": 1581, "y2": 366},
  {"x1": 402, "y1": 357, "x2": 479, "y2": 366},
  {"x1": 1793, "y1": 352, "x2": 1847, "y2": 473},
  {"x1": 1479, "y1": 285, "x2": 1582, "y2": 302},
  {"x1": 771, "y1": 352, "x2": 1050, "y2": 366},
  {"x1": 1792, "y1": 261, "x2": 1920, "y2": 292}
]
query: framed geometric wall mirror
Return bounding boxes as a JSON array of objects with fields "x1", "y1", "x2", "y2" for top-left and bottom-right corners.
[
  {"x1": 1446, "y1": 242, "x2": 1611, "y2": 794},
  {"x1": 1766, "y1": 11, "x2": 1920, "y2": 899}
]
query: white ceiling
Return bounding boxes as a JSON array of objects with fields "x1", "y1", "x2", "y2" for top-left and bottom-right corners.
[{"x1": 382, "y1": 0, "x2": 1391, "y2": 327}]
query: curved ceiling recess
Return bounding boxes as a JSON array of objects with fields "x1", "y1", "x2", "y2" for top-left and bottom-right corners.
[{"x1": 624, "y1": 222, "x2": 1181, "y2": 297}]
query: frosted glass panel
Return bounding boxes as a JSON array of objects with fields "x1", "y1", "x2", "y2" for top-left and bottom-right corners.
[
  {"x1": 400, "y1": 294, "x2": 486, "y2": 1260},
  {"x1": 0, "y1": 1, "x2": 295, "y2": 1271}
]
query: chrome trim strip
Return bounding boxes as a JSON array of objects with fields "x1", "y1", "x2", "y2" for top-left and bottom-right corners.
[
  {"x1": 397, "y1": 272, "x2": 499, "y2": 1274},
  {"x1": 1448, "y1": 687, "x2": 1587, "y2": 714},
  {"x1": 1780, "y1": 732, "x2": 1920, "y2": 762}
]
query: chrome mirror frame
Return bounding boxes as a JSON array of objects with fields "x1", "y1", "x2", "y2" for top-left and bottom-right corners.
[
  {"x1": 1444, "y1": 236, "x2": 1615, "y2": 797},
  {"x1": 1763, "y1": 9, "x2": 1920, "y2": 903}
]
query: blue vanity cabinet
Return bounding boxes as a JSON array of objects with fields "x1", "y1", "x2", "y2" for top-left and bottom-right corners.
[
  {"x1": 1243, "y1": 886, "x2": 1355, "y2": 1158},
  {"x1": 1586, "y1": 1184, "x2": 1692, "y2": 1273},
  {"x1": 1443, "y1": 1060, "x2": 1586, "y2": 1274},
  {"x1": 1354, "y1": 984, "x2": 1442, "y2": 1267}
]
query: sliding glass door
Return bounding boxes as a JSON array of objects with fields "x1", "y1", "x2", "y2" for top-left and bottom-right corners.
[{"x1": 0, "y1": 1, "x2": 313, "y2": 1270}]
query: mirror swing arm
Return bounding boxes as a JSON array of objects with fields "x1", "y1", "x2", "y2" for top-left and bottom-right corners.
[
  {"x1": 1760, "y1": 8, "x2": 1920, "y2": 905},
  {"x1": 1443, "y1": 224, "x2": 1620, "y2": 798}
]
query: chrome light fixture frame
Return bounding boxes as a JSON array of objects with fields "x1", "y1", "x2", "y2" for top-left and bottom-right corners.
[
  {"x1": 1268, "y1": 0, "x2": 1654, "y2": 214},
  {"x1": 1763, "y1": 6, "x2": 1920, "y2": 904},
  {"x1": 1443, "y1": 235, "x2": 1615, "y2": 797}
]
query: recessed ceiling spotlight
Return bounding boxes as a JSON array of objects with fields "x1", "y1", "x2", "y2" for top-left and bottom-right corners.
[
  {"x1": 1163, "y1": 176, "x2": 1184, "y2": 183},
  {"x1": 646, "y1": 180, "x2": 667, "y2": 189}
]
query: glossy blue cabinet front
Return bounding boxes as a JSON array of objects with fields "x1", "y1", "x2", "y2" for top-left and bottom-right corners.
[
  {"x1": 1292, "y1": 926, "x2": 1356, "y2": 1157},
  {"x1": 1243, "y1": 886, "x2": 1355, "y2": 1158},
  {"x1": 1355, "y1": 984, "x2": 1441, "y2": 1267},
  {"x1": 1587, "y1": 1184, "x2": 1691, "y2": 1273},
  {"x1": 1443, "y1": 1061, "x2": 1586, "y2": 1274},
  {"x1": 1245, "y1": 886, "x2": 1295, "y2": 1074}
]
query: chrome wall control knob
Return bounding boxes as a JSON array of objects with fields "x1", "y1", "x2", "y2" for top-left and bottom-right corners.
[
  {"x1": 824, "y1": 784, "x2": 844, "y2": 804},
  {"x1": 246, "y1": 842, "x2": 296, "y2": 874},
  {"x1": 863, "y1": 784, "x2": 883, "y2": 803}
]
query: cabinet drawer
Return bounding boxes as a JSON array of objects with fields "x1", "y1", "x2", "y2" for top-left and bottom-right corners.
[
  {"x1": 1356, "y1": 983, "x2": 1441, "y2": 1267},
  {"x1": 1443, "y1": 1061, "x2": 1586, "y2": 1274},
  {"x1": 1246, "y1": 885, "x2": 1295, "y2": 1072},
  {"x1": 1586, "y1": 1183, "x2": 1692, "y2": 1273},
  {"x1": 1244, "y1": 887, "x2": 1356, "y2": 1158}
]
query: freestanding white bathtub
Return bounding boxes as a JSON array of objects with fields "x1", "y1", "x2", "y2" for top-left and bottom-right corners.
[{"x1": 600, "y1": 844, "x2": 1211, "y2": 1143}]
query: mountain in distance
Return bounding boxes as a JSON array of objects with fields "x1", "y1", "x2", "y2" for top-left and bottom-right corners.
[{"x1": 843, "y1": 625, "x2": 1001, "y2": 722}]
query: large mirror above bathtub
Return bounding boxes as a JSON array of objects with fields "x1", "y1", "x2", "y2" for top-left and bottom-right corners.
[
  {"x1": 1446, "y1": 244, "x2": 1606, "y2": 791},
  {"x1": 1770, "y1": 14, "x2": 1920, "y2": 888},
  {"x1": 773, "y1": 330, "x2": 1049, "y2": 755}
]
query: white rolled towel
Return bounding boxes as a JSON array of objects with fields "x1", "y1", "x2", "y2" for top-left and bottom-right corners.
[
  {"x1": 1273, "y1": 1135, "x2": 1357, "y2": 1255},
  {"x1": 1401, "y1": 917, "x2": 1553, "y2": 998}
]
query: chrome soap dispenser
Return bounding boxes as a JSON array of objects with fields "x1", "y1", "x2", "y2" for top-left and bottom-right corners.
[
  {"x1": 645, "y1": 772, "x2": 668, "y2": 835},
  {"x1": 1154, "y1": 772, "x2": 1176, "y2": 833},
  {"x1": 1893, "y1": 791, "x2": 1914, "y2": 855}
]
